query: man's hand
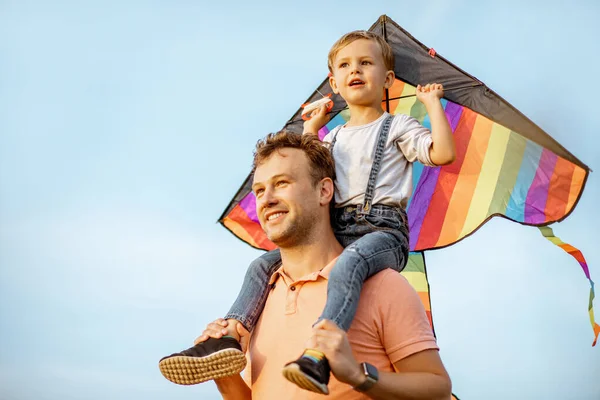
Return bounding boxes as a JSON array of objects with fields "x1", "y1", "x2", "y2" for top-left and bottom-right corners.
[
  {"x1": 416, "y1": 83, "x2": 444, "y2": 106},
  {"x1": 195, "y1": 318, "x2": 250, "y2": 353},
  {"x1": 303, "y1": 104, "x2": 331, "y2": 135},
  {"x1": 307, "y1": 319, "x2": 365, "y2": 387}
]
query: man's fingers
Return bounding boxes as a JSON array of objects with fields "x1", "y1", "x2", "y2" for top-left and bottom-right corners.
[
  {"x1": 194, "y1": 334, "x2": 208, "y2": 345},
  {"x1": 313, "y1": 319, "x2": 341, "y2": 331}
]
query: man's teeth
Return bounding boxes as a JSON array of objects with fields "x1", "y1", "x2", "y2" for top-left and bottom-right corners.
[{"x1": 267, "y1": 212, "x2": 285, "y2": 221}]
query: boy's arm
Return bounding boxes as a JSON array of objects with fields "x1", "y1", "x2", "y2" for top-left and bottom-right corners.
[
  {"x1": 417, "y1": 84, "x2": 456, "y2": 166},
  {"x1": 303, "y1": 104, "x2": 331, "y2": 135}
]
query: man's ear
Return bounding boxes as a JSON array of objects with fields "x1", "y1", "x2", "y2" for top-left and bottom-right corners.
[
  {"x1": 384, "y1": 70, "x2": 395, "y2": 89},
  {"x1": 319, "y1": 177, "x2": 335, "y2": 206},
  {"x1": 329, "y1": 75, "x2": 339, "y2": 94}
]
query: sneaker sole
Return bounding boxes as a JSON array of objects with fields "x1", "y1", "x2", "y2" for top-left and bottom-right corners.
[
  {"x1": 159, "y1": 348, "x2": 246, "y2": 385},
  {"x1": 282, "y1": 363, "x2": 329, "y2": 395}
]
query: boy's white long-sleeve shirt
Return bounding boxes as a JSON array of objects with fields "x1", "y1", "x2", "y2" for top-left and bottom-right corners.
[{"x1": 323, "y1": 112, "x2": 437, "y2": 209}]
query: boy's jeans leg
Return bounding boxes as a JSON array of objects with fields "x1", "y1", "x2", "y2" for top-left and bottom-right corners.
[
  {"x1": 318, "y1": 230, "x2": 408, "y2": 332},
  {"x1": 224, "y1": 249, "x2": 281, "y2": 332}
]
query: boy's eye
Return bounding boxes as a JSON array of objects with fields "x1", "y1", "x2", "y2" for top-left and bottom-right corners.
[
  {"x1": 339, "y1": 62, "x2": 348, "y2": 68},
  {"x1": 361, "y1": 60, "x2": 371, "y2": 65}
]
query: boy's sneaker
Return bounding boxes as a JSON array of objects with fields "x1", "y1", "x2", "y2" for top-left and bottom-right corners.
[
  {"x1": 158, "y1": 336, "x2": 246, "y2": 385},
  {"x1": 282, "y1": 354, "x2": 331, "y2": 395}
]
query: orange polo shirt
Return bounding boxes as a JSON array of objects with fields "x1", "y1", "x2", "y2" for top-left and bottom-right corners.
[{"x1": 243, "y1": 257, "x2": 439, "y2": 399}]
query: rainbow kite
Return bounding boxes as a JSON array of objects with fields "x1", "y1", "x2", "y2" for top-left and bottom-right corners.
[{"x1": 218, "y1": 15, "x2": 597, "y2": 397}]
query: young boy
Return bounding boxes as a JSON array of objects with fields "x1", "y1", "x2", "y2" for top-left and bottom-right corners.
[{"x1": 159, "y1": 30, "x2": 456, "y2": 393}]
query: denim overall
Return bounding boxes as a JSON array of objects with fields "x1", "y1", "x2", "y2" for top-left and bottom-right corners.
[{"x1": 225, "y1": 114, "x2": 410, "y2": 332}]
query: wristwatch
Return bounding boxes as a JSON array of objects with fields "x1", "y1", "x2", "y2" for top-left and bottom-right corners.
[{"x1": 353, "y1": 362, "x2": 379, "y2": 392}]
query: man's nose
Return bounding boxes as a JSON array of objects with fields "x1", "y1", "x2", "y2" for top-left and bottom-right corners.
[{"x1": 259, "y1": 187, "x2": 278, "y2": 208}]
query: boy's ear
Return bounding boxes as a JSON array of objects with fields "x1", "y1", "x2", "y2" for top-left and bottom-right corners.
[
  {"x1": 329, "y1": 75, "x2": 339, "y2": 94},
  {"x1": 384, "y1": 70, "x2": 395, "y2": 89}
]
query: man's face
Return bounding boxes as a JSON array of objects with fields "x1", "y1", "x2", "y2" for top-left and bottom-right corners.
[
  {"x1": 252, "y1": 148, "x2": 322, "y2": 247},
  {"x1": 329, "y1": 39, "x2": 393, "y2": 107}
]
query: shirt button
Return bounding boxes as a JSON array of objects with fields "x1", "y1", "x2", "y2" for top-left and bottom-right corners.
[{"x1": 290, "y1": 286, "x2": 296, "y2": 291}]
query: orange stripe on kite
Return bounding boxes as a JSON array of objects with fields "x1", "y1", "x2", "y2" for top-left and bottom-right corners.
[
  {"x1": 225, "y1": 205, "x2": 276, "y2": 251},
  {"x1": 544, "y1": 156, "x2": 574, "y2": 221},
  {"x1": 566, "y1": 165, "x2": 586, "y2": 215}
]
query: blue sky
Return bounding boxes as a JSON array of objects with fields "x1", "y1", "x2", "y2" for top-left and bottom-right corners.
[{"x1": 1, "y1": 1, "x2": 598, "y2": 399}]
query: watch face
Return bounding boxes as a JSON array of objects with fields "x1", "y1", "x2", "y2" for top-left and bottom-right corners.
[{"x1": 363, "y1": 362, "x2": 379, "y2": 380}]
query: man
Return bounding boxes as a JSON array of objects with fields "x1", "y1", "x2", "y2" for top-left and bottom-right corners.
[{"x1": 201, "y1": 131, "x2": 452, "y2": 399}]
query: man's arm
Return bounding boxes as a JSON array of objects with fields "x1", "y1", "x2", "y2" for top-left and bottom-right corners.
[
  {"x1": 356, "y1": 350, "x2": 451, "y2": 400},
  {"x1": 416, "y1": 83, "x2": 456, "y2": 166},
  {"x1": 309, "y1": 320, "x2": 451, "y2": 400},
  {"x1": 214, "y1": 374, "x2": 252, "y2": 400},
  {"x1": 197, "y1": 319, "x2": 253, "y2": 400}
]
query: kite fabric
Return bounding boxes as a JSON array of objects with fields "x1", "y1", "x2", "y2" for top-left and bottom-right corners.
[{"x1": 219, "y1": 12, "x2": 596, "y2": 364}]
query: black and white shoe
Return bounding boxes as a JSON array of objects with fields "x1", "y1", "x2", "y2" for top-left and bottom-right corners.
[
  {"x1": 159, "y1": 337, "x2": 246, "y2": 385},
  {"x1": 282, "y1": 355, "x2": 331, "y2": 395}
]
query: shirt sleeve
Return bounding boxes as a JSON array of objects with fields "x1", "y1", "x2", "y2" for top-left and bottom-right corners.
[
  {"x1": 373, "y1": 270, "x2": 439, "y2": 364},
  {"x1": 393, "y1": 114, "x2": 437, "y2": 167}
]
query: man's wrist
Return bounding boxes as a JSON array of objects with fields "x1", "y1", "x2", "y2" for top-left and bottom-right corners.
[{"x1": 348, "y1": 364, "x2": 368, "y2": 387}]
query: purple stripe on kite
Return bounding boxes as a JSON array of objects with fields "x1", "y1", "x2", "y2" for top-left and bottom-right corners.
[
  {"x1": 407, "y1": 165, "x2": 442, "y2": 251},
  {"x1": 318, "y1": 125, "x2": 330, "y2": 141},
  {"x1": 239, "y1": 192, "x2": 259, "y2": 223},
  {"x1": 525, "y1": 149, "x2": 558, "y2": 224},
  {"x1": 581, "y1": 261, "x2": 591, "y2": 281},
  {"x1": 444, "y1": 101, "x2": 463, "y2": 131}
]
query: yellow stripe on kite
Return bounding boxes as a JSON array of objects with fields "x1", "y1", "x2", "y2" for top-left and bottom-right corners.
[{"x1": 460, "y1": 122, "x2": 510, "y2": 237}]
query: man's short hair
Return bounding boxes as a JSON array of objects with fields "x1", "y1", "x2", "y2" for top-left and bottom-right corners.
[
  {"x1": 253, "y1": 131, "x2": 336, "y2": 186},
  {"x1": 327, "y1": 30, "x2": 395, "y2": 72}
]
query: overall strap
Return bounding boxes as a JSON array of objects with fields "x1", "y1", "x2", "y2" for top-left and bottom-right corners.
[
  {"x1": 361, "y1": 114, "x2": 394, "y2": 216},
  {"x1": 328, "y1": 125, "x2": 342, "y2": 154}
]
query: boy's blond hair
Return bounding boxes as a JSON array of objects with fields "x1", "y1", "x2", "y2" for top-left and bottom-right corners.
[{"x1": 327, "y1": 30, "x2": 395, "y2": 72}]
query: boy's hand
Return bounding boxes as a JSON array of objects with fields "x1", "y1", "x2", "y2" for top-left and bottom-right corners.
[
  {"x1": 303, "y1": 104, "x2": 330, "y2": 135},
  {"x1": 416, "y1": 83, "x2": 444, "y2": 106},
  {"x1": 195, "y1": 318, "x2": 250, "y2": 352}
]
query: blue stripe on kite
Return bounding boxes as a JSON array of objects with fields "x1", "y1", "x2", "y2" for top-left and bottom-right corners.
[
  {"x1": 504, "y1": 139, "x2": 544, "y2": 222},
  {"x1": 325, "y1": 113, "x2": 346, "y2": 132},
  {"x1": 407, "y1": 161, "x2": 424, "y2": 210}
]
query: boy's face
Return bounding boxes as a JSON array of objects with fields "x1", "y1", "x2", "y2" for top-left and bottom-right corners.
[{"x1": 329, "y1": 39, "x2": 394, "y2": 108}]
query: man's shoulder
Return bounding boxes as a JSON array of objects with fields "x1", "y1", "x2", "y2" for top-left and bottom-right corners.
[{"x1": 361, "y1": 269, "x2": 417, "y2": 303}]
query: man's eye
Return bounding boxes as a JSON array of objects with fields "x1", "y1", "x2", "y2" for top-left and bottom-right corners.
[
  {"x1": 255, "y1": 188, "x2": 264, "y2": 196},
  {"x1": 276, "y1": 181, "x2": 287, "y2": 187}
]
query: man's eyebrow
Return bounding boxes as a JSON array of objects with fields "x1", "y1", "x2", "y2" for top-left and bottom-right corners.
[{"x1": 251, "y1": 174, "x2": 291, "y2": 191}]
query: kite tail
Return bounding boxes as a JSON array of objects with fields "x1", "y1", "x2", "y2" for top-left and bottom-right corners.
[{"x1": 538, "y1": 226, "x2": 599, "y2": 346}]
